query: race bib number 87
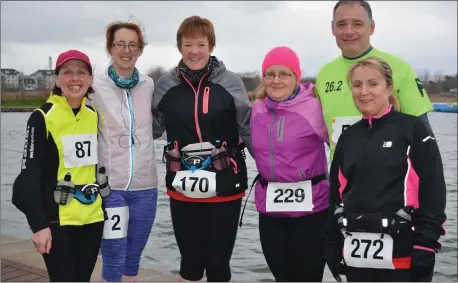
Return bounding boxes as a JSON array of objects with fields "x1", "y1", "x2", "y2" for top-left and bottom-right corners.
[
  {"x1": 343, "y1": 232, "x2": 395, "y2": 269},
  {"x1": 266, "y1": 180, "x2": 313, "y2": 212},
  {"x1": 172, "y1": 170, "x2": 217, "y2": 198},
  {"x1": 61, "y1": 134, "x2": 98, "y2": 168}
]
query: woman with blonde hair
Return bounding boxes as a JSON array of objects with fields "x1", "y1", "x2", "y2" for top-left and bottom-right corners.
[{"x1": 325, "y1": 57, "x2": 446, "y2": 282}]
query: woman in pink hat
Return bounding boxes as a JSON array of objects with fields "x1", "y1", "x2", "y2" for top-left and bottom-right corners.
[{"x1": 250, "y1": 46, "x2": 330, "y2": 281}]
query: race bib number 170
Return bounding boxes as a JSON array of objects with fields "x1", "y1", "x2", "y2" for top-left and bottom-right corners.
[
  {"x1": 61, "y1": 134, "x2": 98, "y2": 168},
  {"x1": 343, "y1": 232, "x2": 395, "y2": 270},
  {"x1": 172, "y1": 170, "x2": 217, "y2": 199}
]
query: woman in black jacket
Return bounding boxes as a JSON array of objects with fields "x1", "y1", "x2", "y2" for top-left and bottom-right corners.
[
  {"x1": 325, "y1": 56, "x2": 446, "y2": 282},
  {"x1": 151, "y1": 15, "x2": 252, "y2": 282}
]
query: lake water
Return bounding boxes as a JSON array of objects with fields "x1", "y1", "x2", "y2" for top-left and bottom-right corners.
[{"x1": 1, "y1": 112, "x2": 456, "y2": 282}]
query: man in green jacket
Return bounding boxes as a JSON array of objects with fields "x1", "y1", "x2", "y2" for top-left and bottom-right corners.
[{"x1": 315, "y1": 0, "x2": 434, "y2": 160}]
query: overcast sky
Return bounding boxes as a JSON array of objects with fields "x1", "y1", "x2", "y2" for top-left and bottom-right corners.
[{"x1": 1, "y1": 1, "x2": 457, "y2": 78}]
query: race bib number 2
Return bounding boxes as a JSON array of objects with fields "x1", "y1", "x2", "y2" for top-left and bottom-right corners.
[
  {"x1": 266, "y1": 180, "x2": 313, "y2": 212},
  {"x1": 103, "y1": 206, "x2": 129, "y2": 239},
  {"x1": 331, "y1": 116, "x2": 361, "y2": 145},
  {"x1": 61, "y1": 134, "x2": 98, "y2": 168},
  {"x1": 343, "y1": 232, "x2": 395, "y2": 270},
  {"x1": 172, "y1": 170, "x2": 217, "y2": 198}
]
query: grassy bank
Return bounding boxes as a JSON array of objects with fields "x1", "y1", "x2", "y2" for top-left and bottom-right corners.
[{"x1": 1, "y1": 98, "x2": 46, "y2": 108}]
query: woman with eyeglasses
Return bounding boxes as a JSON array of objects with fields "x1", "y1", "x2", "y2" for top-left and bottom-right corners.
[
  {"x1": 152, "y1": 15, "x2": 252, "y2": 282},
  {"x1": 91, "y1": 21, "x2": 159, "y2": 282},
  {"x1": 12, "y1": 50, "x2": 105, "y2": 281},
  {"x1": 250, "y1": 46, "x2": 330, "y2": 282}
]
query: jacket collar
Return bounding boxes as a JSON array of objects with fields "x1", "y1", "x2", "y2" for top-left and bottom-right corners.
[
  {"x1": 264, "y1": 82, "x2": 315, "y2": 110},
  {"x1": 362, "y1": 104, "x2": 394, "y2": 128},
  {"x1": 47, "y1": 94, "x2": 87, "y2": 113}
]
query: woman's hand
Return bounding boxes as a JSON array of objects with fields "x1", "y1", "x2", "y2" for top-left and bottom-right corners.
[{"x1": 32, "y1": 227, "x2": 52, "y2": 254}]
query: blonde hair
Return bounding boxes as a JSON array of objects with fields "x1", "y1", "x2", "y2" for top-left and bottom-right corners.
[
  {"x1": 255, "y1": 80, "x2": 268, "y2": 100},
  {"x1": 347, "y1": 56, "x2": 400, "y2": 111}
]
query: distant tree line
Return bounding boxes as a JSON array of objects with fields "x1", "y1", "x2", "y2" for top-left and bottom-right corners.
[{"x1": 147, "y1": 66, "x2": 457, "y2": 97}]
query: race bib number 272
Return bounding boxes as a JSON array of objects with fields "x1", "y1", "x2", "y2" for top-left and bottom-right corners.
[{"x1": 343, "y1": 232, "x2": 395, "y2": 270}]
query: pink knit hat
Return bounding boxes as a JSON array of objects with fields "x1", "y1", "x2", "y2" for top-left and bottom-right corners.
[{"x1": 262, "y1": 46, "x2": 301, "y2": 82}]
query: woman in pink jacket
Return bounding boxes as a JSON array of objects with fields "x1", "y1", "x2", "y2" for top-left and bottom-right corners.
[{"x1": 250, "y1": 46, "x2": 330, "y2": 282}]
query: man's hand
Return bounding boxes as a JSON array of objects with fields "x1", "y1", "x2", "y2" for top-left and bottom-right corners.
[{"x1": 32, "y1": 227, "x2": 52, "y2": 254}]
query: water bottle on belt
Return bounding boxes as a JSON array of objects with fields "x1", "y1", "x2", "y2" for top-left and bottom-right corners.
[
  {"x1": 97, "y1": 165, "x2": 111, "y2": 197},
  {"x1": 166, "y1": 141, "x2": 181, "y2": 172},
  {"x1": 211, "y1": 140, "x2": 230, "y2": 170},
  {"x1": 54, "y1": 173, "x2": 76, "y2": 205}
]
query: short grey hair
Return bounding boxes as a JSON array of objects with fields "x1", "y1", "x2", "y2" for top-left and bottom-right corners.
[{"x1": 333, "y1": 0, "x2": 373, "y2": 21}]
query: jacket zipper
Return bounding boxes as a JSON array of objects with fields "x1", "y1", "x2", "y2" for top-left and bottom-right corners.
[
  {"x1": 203, "y1": 87, "x2": 210, "y2": 114},
  {"x1": 277, "y1": 116, "x2": 285, "y2": 142},
  {"x1": 180, "y1": 72, "x2": 209, "y2": 143},
  {"x1": 125, "y1": 90, "x2": 134, "y2": 191},
  {"x1": 269, "y1": 109, "x2": 276, "y2": 179}
]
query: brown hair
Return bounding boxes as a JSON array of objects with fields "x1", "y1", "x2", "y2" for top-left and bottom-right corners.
[
  {"x1": 176, "y1": 16, "x2": 216, "y2": 51},
  {"x1": 347, "y1": 56, "x2": 400, "y2": 111},
  {"x1": 105, "y1": 21, "x2": 147, "y2": 54}
]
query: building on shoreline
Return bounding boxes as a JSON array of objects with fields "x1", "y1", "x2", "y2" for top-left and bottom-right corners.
[{"x1": 1, "y1": 68, "x2": 54, "y2": 91}]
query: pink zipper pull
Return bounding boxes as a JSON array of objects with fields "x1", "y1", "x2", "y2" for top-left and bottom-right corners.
[{"x1": 203, "y1": 87, "x2": 210, "y2": 114}]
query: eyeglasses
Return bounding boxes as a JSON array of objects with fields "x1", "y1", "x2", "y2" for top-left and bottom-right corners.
[
  {"x1": 112, "y1": 42, "x2": 140, "y2": 51},
  {"x1": 264, "y1": 72, "x2": 293, "y2": 81}
]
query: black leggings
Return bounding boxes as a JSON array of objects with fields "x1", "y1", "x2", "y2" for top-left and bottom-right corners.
[
  {"x1": 345, "y1": 266, "x2": 416, "y2": 282},
  {"x1": 42, "y1": 221, "x2": 104, "y2": 282},
  {"x1": 170, "y1": 197, "x2": 242, "y2": 282},
  {"x1": 259, "y1": 210, "x2": 328, "y2": 282}
]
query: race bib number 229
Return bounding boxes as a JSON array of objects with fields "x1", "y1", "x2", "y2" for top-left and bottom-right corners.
[{"x1": 266, "y1": 180, "x2": 313, "y2": 212}]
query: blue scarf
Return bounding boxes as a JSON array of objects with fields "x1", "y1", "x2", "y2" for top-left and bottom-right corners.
[{"x1": 108, "y1": 65, "x2": 139, "y2": 90}]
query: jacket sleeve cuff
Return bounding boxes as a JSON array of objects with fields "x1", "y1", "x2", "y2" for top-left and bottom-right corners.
[
  {"x1": 413, "y1": 245, "x2": 437, "y2": 253},
  {"x1": 26, "y1": 214, "x2": 49, "y2": 233}
]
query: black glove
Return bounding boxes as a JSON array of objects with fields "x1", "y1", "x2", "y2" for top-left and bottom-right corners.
[
  {"x1": 326, "y1": 260, "x2": 343, "y2": 282},
  {"x1": 410, "y1": 247, "x2": 435, "y2": 282},
  {"x1": 325, "y1": 246, "x2": 344, "y2": 282}
]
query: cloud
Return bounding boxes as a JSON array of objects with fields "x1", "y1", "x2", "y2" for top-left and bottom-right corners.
[{"x1": 1, "y1": 1, "x2": 456, "y2": 77}]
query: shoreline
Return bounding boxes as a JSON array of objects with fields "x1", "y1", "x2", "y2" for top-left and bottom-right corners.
[
  {"x1": 1, "y1": 107, "x2": 36, "y2": 112},
  {"x1": 0, "y1": 234, "x2": 176, "y2": 282},
  {"x1": 2, "y1": 98, "x2": 456, "y2": 113}
]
